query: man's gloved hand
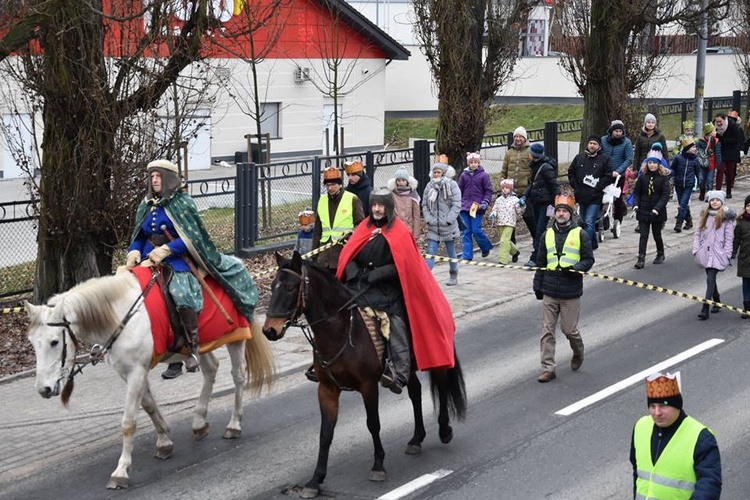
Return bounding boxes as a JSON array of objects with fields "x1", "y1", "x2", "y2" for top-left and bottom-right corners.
[
  {"x1": 535, "y1": 291, "x2": 543, "y2": 300},
  {"x1": 488, "y1": 213, "x2": 496, "y2": 220},
  {"x1": 146, "y1": 244, "x2": 172, "y2": 265},
  {"x1": 367, "y1": 264, "x2": 397, "y2": 284},
  {"x1": 125, "y1": 250, "x2": 141, "y2": 270},
  {"x1": 633, "y1": 206, "x2": 639, "y2": 213},
  {"x1": 479, "y1": 202, "x2": 488, "y2": 211},
  {"x1": 518, "y1": 196, "x2": 526, "y2": 207}
]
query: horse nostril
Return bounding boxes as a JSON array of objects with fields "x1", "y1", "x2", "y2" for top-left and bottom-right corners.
[
  {"x1": 40, "y1": 386, "x2": 52, "y2": 399},
  {"x1": 262, "y1": 327, "x2": 277, "y2": 340}
]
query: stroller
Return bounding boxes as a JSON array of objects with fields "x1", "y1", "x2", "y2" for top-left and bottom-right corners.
[{"x1": 594, "y1": 182, "x2": 622, "y2": 242}]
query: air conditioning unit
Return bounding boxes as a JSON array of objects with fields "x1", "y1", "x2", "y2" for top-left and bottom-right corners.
[{"x1": 294, "y1": 67, "x2": 311, "y2": 83}]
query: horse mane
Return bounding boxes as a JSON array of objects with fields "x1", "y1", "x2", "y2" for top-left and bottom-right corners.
[
  {"x1": 59, "y1": 273, "x2": 141, "y2": 336},
  {"x1": 301, "y1": 259, "x2": 352, "y2": 303}
]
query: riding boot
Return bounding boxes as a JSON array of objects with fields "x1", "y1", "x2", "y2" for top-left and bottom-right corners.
[
  {"x1": 743, "y1": 301, "x2": 750, "y2": 319},
  {"x1": 179, "y1": 308, "x2": 200, "y2": 372},
  {"x1": 634, "y1": 254, "x2": 645, "y2": 269},
  {"x1": 726, "y1": 186, "x2": 732, "y2": 199},
  {"x1": 683, "y1": 216, "x2": 693, "y2": 230},
  {"x1": 674, "y1": 218, "x2": 683, "y2": 233},
  {"x1": 381, "y1": 315, "x2": 410, "y2": 394},
  {"x1": 446, "y1": 271, "x2": 458, "y2": 287},
  {"x1": 711, "y1": 292, "x2": 721, "y2": 313}
]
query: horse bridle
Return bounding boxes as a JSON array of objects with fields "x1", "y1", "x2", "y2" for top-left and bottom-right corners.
[{"x1": 266, "y1": 267, "x2": 309, "y2": 334}]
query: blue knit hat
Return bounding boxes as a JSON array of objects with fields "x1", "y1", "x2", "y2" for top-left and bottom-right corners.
[{"x1": 530, "y1": 143, "x2": 544, "y2": 158}]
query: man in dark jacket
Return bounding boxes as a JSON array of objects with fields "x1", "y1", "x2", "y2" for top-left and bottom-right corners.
[
  {"x1": 567, "y1": 135, "x2": 613, "y2": 250},
  {"x1": 630, "y1": 372, "x2": 721, "y2": 499},
  {"x1": 714, "y1": 112, "x2": 742, "y2": 198},
  {"x1": 523, "y1": 143, "x2": 560, "y2": 267},
  {"x1": 344, "y1": 160, "x2": 373, "y2": 216},
  {"x1": 532, "y1": 194, "x2": 594, "y2": 383}
]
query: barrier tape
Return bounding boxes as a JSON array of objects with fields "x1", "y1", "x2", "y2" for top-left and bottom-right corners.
[{"x1": 423, "y1": 253, "x2": 748, "y2": 316}]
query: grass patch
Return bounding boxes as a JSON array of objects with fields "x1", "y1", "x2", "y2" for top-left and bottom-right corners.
[{"x1": 0, "y1": 261, "x2": 34, "y2": 298}]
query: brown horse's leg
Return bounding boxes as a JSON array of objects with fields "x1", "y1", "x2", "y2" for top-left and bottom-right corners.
[
  {"x1": 405, "y1": 367, "x2": 426, "y2": 455},
  {"x1": 301, "y1": 382, "x2": 340, "y2": 499},
  {"x1": 361, "y1": 381, "x2": 386, "y2": 481}
]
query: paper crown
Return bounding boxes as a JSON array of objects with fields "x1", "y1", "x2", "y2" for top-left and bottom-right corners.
[
  {"x1": 298, "y1": 210, "x2": 315, "y2": 225},
  {"x1": 344, "y1": 161, "x2": 364, "y2": 174},
  {"x1": 554, "y1": 194, "x2": 576, "y2": 211},
  {"x1": 435, "y1": 154, "x2": 449, "y2": 164},
  {"x1": 646, "y1": 372, "x2": 681, "y2": 399},
  {"x1": 680, "y1": 137, "x2": 695, "y2": 149},
  {"x1": 323, "y1": 166, "x2": 342, "y2": 183}
]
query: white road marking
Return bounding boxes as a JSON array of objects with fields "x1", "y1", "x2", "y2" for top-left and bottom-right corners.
[
  {"x1": 377, "y1": 469, "x2": 453, "y2": 500},
  {"x1": 556, "y1": 338, "x2": 725, "y2": 416}
]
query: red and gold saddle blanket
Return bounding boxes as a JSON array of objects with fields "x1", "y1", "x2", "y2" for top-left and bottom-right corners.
[{"x1": 131, "y1": 267, "x2": 252, "y2": 367}]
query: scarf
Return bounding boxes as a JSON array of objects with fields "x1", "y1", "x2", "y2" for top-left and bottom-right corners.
[
  {"x1": 708, "y1": 209, "x2": 719, "y2": 217},
  {"x1": 743, "y1": 211, "x2": 750, "y2": 222},
  {"x1": 428, "y1": 177, "x2": 451, "y2": 211}
]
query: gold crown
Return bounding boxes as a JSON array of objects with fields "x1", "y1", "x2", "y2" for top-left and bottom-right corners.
[
  {"x1": 646, "y1": 372, "x2": 681, "y2": 399},
  {"x1": 323, "y1": 167, "x2": 342, "y2": 182},
  {"x1": 344, "y1": 161, "x2": 364, "y2": 174},
  {"x1": 680, "y1": 137, "x2": 695, "y2": 149},
  {"x1": 435, "y1": 154, "x2": 449, "y2": 164}
]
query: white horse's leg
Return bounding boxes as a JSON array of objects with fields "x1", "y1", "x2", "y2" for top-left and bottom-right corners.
[
  {"x1": 223, "y1": 340, "x2": 247, "y2": 439},
  {"x1": 192, "y1": 351, "x2": 219, "y2": 440},
  {"x1": 107, "y1": 366, "x2": 150, "y2": 489},
  {"x1": 140, "y1": 383, "x2": 173, "y2": 459}
]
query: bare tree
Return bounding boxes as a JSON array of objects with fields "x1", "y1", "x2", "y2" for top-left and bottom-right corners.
[
  {"x1": 412, "y1": 0, "x2": 532, "y2": 169},
  {"x1": 555, "y1": 0, "x2": 729, "y2": 143},
  {"x1": 0, "y1": 1, "x2": 261, "y2": 301},
  {"x1": 731, "y1": 1, "x2": 750, "y2": 134}
]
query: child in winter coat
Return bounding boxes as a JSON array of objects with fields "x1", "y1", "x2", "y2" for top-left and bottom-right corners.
[
  {"x1": 294, "y1": 210, "x2": 316, "y2": 256},
  {"x1": 670, "y1": 139, "x2": 701, "y2": 232},
  {"x1": 732, "y1": 194, "x2": 750, "y2": 318},
  {"x1": 489, "y1": 179, "x2": 522, "y2": 265},
  {"x1": 697, "y1": 122, "x2": 722, "y2": 201},
  {"x1": 458, "y1": 151, "x2": 493, "y2": 260},
  {"x1": 388, "y1": 166, "x2": 421, "y2": 237},
  {"x1": 422, "y1": 155, "x2": 462, "y2": 286},
  {"x1": 632, "y1": 157, "x2": 670, "y2": 269},
  {"x1": 693, "y1": 190, "x2": 735, "y2": 320}
]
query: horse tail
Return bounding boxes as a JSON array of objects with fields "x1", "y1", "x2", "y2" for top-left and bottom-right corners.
[
  {"x1": 429, "y1": 347, "x2": 467, "y2": 421},
  {"x1": 244, "y1": 316, "x2": 276, "y2": 395}
]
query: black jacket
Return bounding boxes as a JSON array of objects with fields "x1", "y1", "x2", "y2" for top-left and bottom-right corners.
[
  {"x1": 717, "y1": 120, "x2": 743, "y2": 162},
  {"x1": 633, "y1": 169, "x2": 670, "y2": 223},
  {"x1": 346, "y1": 172, "x2": 374, "y2": 216},
  {"x1": 523, "y1": 156, "x2": 560, "y2": 206},
  {"x1": 633, "y1": 129, "x2": 669, "y2": 168},
  {"x1": 567, "y1": 150, "x2": 613, "y2": 205},
  {"x1": 533, "y1": 220, "x2": 595, "y2": 299}
]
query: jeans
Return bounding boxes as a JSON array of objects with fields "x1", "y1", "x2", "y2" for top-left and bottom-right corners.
[
  {"x1": 577, "y1": 202, "x2": 601, "y2": 250},
  {"x1": 743, "y1": 277, "x2": 750, "y2": 302},
  {"x1": 460, "y1": 210, "x2": 492, "y2": 260},
  {"x1": 674, "y1": 185, "x2": 693, "y2": 221},
  {"x1": 638, "y1": 220, "x2": 664, "y2": 255},
  {"x1": 699, "y1": 168, "x2": 715, "y2": 192},
  {"x1": 426, "y1": 238, "x2": 458, "y2": 274},
  {"x1": 529, "y1": 203, "x2": 550, "y2": 263},
  {"x1": 704, "y1": 267, "x2": 720, "y2": 301}
]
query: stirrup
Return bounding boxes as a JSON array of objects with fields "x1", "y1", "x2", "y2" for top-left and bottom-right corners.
[
  {"x1": 185, "y1": 353, "x2": 200, "y2": 372},
  {"x1": 304, "y1": 364, "x2": 319, "y2": 383}
]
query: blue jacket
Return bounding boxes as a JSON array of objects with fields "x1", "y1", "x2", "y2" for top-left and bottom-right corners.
[
  {"x1": 670, "y1": 152, "x2": 700, "y2": 189},
  {"x1": 601, "y1": 134, "x2": 633, "y2": 174},
  {"x1": 458, "y1": 165, "x2": 493, "y2": 211}
]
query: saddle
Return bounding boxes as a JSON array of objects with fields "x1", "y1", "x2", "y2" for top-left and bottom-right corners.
[
  {"x1": 358, "y1": 307, "x2": 385, "y2": 363},
  {"x1": 154, "y1": 266, "x2": 188, "y2": 353}
]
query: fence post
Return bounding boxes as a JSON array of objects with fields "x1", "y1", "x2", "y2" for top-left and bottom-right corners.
[
  {"x1": 707, "y1": 98, "x2": 714, "y2": 120},
  {"x1": 234, "y1": 162, "x2": 257, "y2": 256},
  {"x1": 365, "y1": 150, "x2": 375, "y2": 182},
  {"x1": 312, "y1": 156, "x2": 322, "y2": 211},
  {"x1": 680, "y1": 102, "x2": 687, "y2": 131},
  {"x1": 544, "y1": 121, "x2": 558, "y2": 168},
  {"x1": 413, "y1": 140, "x2": 430, "y2": 193},
  {"x1": 733, "y1": 90, "x2": 742, "y2": 115}
]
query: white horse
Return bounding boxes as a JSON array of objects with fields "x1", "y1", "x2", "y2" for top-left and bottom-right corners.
[{"x1": 25, "y1": 270, "x2": 275, "y2": 489}]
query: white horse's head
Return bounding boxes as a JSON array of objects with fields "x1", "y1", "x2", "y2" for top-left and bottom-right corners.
[{"x1": 25, "y1": 298, "x2": 78, "y2": 402}]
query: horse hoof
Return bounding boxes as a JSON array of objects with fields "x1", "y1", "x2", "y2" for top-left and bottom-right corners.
[
  {"x1": 106, "y1": 476, "x2": 129, "y2": 489},
  {"x1": 222, "y1": 428, "x2": 241, "y2": 440},
  {"x1": 369, "y1": 470, "x2": 387, "y2": 482},
  {"x1": 299, "y1": 487, "x2": 319, "y2": 499},
  {"x1": 192, "y1": 423, "x2": 209, "y2": 441},
  {"x1": 439, "y1": 426, "x2": 453, "y2": 444},
  {"x1": 405, "y1": 443, "x2": 422, "y2": 455},
  {"x1": 154, "y1": 444, "x2": 173, "y2": 460}
]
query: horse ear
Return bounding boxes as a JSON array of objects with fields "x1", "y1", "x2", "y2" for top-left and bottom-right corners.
[
  {"x1": 24, "y1": 300, "x2": 39, "y2": 317},
  {"x1": 291, "y1": 250, "x2": 302, "y2": 270},
  {"x1": 275, "y1": 251, "x2": 288, "y2": 267}
]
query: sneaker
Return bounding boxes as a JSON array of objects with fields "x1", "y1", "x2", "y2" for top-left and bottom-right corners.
[
  {"x1": 524, "y1": 260, "x2": 536, "y2": 268},
  {"x1": 512, "y1": 251, "x2": 520, "y2": 263},
  {"x1": 161, "y1": 362, "x2": 183, "y2": 379},
  {"x1": 481, "y1": 249, "x2": 490, "y2": 258},
  {"x1": 538, "y1": 371, "x2": 556, "y2": 383}
]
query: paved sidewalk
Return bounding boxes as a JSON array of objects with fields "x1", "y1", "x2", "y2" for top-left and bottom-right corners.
[{"x1": 2, "y1": 176, "x2": 748, "y2": 485}]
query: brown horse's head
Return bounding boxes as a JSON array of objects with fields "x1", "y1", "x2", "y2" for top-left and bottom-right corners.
[{"x1": 262, "y1": 251, "x2": 304, "y2": 341}]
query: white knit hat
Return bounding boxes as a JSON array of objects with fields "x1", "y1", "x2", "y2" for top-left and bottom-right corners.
[{"x1": 513, "y1": 126, "x2": 527, "y2": 140}]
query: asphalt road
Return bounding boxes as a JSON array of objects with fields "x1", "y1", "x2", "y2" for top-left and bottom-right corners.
[{"x1": 3, "y1": 244, "x2": 749, "y2": 500}]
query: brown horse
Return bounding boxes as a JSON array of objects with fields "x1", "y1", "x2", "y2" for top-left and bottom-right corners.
[{"x1": 262, "y1": 252, "x2": 467, "y2": 498}]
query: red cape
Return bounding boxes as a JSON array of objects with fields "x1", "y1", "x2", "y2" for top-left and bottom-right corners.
[
  {"x1": 132, "y1": 267, "x2": 252, "y2": 366},
  {"x1": 336, "y1": 217, "x2": 455, "y2": 370}
]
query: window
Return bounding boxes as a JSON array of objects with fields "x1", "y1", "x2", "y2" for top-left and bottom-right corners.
[{"x1": 260, "y1": 102, "x2": 280, "y2": 139}]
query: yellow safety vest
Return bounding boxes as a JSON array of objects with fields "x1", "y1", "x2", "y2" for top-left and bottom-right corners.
[
  {"x1": 633, "y1": 415, "x2": 709, "y2": 500},
  {"x1": 545, "y1": 226, "x2": 581, "y2": 269},
  {"x1": 318, "y1": 190, "x2": 356, "y2": 243}
]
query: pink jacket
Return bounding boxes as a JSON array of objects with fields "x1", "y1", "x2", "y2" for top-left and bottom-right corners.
[{"x1": 693, "y1": 213, "x2": 735, "y2": 270}]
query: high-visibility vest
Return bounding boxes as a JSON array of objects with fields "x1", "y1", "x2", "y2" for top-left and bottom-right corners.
[
  {"x1": 634, "y1": 415, "x2": 709, "y2": 500},
  {"x1": 545, "y1": 226, "x2": 581, "y2": 269},
  {"x1": 318, "y1": 190, "x2": 356, "y2": 243}
]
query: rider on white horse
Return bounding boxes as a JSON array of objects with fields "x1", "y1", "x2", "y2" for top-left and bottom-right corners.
[{"x1": 125, "y1": 159, "x2": 259, "y2": 372}]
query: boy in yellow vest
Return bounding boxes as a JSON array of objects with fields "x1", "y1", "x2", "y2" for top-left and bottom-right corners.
[
  {"x1": 630, "y1": 372, "x2": 721, "y2": 499},
  {"x1": 532, "y1": 194, "x2": 594, "y2": 382}
]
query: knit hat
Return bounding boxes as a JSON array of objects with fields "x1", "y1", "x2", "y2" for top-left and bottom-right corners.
[
  {"x1": 433, "y1": 154, "x2": 449, "y2": 173},
  {"x1": 500, "y1": 178, "x2": 514, "y2": 190},
  {"x1": 745, "y1": 194, "x2": 750, "y2": 207},
  {"x1": 323, "y1": 166, "x2": 343, "y2": 184},
  {"x1": 466, "y1": 151, "x2": 481, "y2": 162},
  {"x1": 554, "y1": 194, "x2": 575, "y2": 215},
  {"x1": 609, "y1": 120, "x2": 625, "y2": 132},
  {"x1": 682, "y1": 120, "x2": 695, "y2": 131},
  {"x1": 651, "y1": 142, "x2": 663, "y2": 151},
  {"x1": 298, "y1": 210, "x2": 315, "y2": 225},
  {"x1": 146, "y1": 159, "x2": 181, "y2": 199},
  {"x1": 394, "y1": 166, "x2": 410, "y2": 180},
  {"x1": 587, "y1": 135, "x2": 602, "y2": 147},
  {"x1": 147, "y1": 159, "x2": 179, "y2": 173},
  {"x1": 646, "y1": 372, "x2": 683, "y2": 410},
  {"x1": 344, "y1": 161, "x2": 364, "y2": 176},
  {"x1": 703, "y1": 122, "x2": 716, "y2": 135},
  {"x1": 529, "y1": 143, "x2": 545, "y2": 158},
  {"x1": 644, "y1": 113, "x2": 657, "y2": 125},
  {"x1": 706, "y1": 190, "x2": 725, "y2": 205},
  {"x1": 513, "y1": 126, "x2": 527, "y2": 140},
  {"x1": 645, "y1": 156, "x2": 663, "y2": 166}
]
